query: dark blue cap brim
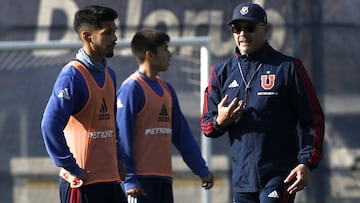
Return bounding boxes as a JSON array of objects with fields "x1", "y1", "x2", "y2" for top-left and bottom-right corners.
[{"x1": 227, "y1": 18, "x2": 263, "y2": 25}]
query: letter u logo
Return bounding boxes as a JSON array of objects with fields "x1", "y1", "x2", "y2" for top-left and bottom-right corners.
[{"x1": 261, "y1": 74, "x2": 275, "y2": 90}]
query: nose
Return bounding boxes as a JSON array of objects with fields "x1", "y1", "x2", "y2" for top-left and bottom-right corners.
[{"x1": 113, "y1": 34, "x2": 118, "y2": 42}]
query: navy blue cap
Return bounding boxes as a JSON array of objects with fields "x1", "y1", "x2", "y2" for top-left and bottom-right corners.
[{"x1": 228, "y1": 2, "x2": 267, "y2": 25}]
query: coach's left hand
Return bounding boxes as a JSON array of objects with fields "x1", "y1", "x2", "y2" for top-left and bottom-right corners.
[{"x1": 284, "y1": 164, "x2": 311, "y2": 194}]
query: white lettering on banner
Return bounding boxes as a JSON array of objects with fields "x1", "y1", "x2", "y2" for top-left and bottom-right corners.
[
  {"x1": 266, "y1": 9, "x2": 285, "y2": 49},
  {"x1": 124, "y1": 0, "x2": 142, "y2": 39},
  {"x1": 144, "y1": 128, "x2": 172, "y2": 136},
  {"x1": 34, "y1": 0, "x2": 79, "y2": 56},
  {"x1": 183, "y1": 10, "x2": 234, "y2": 57},
  {"x1": 34, "y1": 0, "x2": 285, "y2": 58},
  {"x1": 254, "y1": 0, "x2": 266, "y2": 6},
  {"x1": 143, "y1": 9, "x2": 180, "y2": 53},
  {"x1": 89, "y1": 130, "x2": 114, "y2": 139},
  {"x1": 143, "y1": 9, "x2": 180, "y2": 38}
]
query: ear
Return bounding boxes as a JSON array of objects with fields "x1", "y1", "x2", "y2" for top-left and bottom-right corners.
[
  {"x1": 81, "y1": 31, "x2": 92, "y2": 43},
  {"x1": 145, "y1": 50, "x2": 152, "y2": 60},
  {"x1": 264, "y1": 24, "x2": 271, "y2": 34}
]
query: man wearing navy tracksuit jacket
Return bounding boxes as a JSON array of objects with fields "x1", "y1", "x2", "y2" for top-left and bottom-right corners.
[{"x1": 201, "y1": 2, "x2": 324, "y2": 203}]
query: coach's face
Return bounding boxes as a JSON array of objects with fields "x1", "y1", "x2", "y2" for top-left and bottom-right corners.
[
  {"x1": 87, "y1": 21, "x2": 117, "y2": 60},
  {"x1": 231, "y1": 20, "x2": 269, "y2": 55}
]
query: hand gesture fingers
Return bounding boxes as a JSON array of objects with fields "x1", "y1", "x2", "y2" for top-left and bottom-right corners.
[
  {"x1": 230, "y1": 100, "x2": 244, "y2": 118},
  {"x1": 217, "y1": 94, "x2": 229, "y2": 109},
  {"x1": 217, "y1": 95, "x2": 244, "y2": 127},
  {"x1": 284, "y1": 164, "x2": 311, "y2": 194}
]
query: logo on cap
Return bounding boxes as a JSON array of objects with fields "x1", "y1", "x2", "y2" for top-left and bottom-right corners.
[{"x1": 240, "y1": 6, "x2": 249, "y2": 16}]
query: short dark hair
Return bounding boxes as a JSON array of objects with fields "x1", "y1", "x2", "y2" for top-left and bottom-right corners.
[
  {"x1": 73, "y1": 5, "x2": 118, "y2": 33},
  {"x1": 131, "y1": 29, "x2": 170, "y2": 63}
]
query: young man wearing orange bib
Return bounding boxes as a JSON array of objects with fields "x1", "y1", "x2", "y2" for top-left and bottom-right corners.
[
  {"x1": 116, "y1": 29, "x2": 214, "y2": 203},
  {"x1": 41, "y1": 5, "x2": 127, "y2": 203}
]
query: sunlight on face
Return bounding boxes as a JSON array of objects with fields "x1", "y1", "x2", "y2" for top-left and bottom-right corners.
[{"x1": 231, "y1": 22, "x2": 268, "y2": 55}]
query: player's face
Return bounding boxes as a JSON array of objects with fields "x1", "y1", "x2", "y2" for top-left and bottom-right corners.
[
  {"x1": 88, "y1": 21, "x2": 117, "y2": 60},
  {"x1": 151, "y1": 43, "x2": 172, "y2": 72},
  {"x1": 231, "y1": 21, "x2": 268, "y2": 55}
]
